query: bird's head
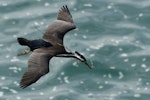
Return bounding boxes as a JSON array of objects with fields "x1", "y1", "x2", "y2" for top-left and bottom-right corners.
[{"x1": 74, "y1": 51, "x2": 93, "y2": 69}]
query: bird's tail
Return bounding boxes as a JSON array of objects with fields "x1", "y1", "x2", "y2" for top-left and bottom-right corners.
[{"x1": 17, "y1": 37, "x2": 30, "y2": 46}]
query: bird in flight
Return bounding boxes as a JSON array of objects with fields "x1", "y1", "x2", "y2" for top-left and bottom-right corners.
[{"x1": 17, "y1": 5, "x2": 93, "y2": 88}]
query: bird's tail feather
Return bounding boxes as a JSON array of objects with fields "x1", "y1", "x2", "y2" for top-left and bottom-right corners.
[{"x1": 17, "y1": 37, "x2": 30, "y2": 46}]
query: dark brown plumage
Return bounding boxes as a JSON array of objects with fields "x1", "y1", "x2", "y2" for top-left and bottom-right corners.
[{"x1": 18, "y1": 5, "x2": 92, "y2": 88}]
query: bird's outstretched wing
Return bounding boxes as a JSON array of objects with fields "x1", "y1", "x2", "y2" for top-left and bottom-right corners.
[
  {"x1": 20, "y1": 51, "x2": 51, "y2": 88},
  {"x1": 43, "y1": 5, "x2": 76, "y2": 43},
  {"x1": 57, "y1": 5, "x2": 74, "y2": 23}
]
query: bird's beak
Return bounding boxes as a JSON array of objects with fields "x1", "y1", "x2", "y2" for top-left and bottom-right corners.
[
  {"x1": 83, "y1": 61, "x2": 93, "y2": 69},
  {"x1": 74, "y1": 51, "x2": 93, "y2": 69}
]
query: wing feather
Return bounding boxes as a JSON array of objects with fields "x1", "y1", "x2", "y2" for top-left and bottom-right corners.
[
  {"x1": 43, "y1": 5, "x2": 76, "y2": 43},
  {"x1": 57, "y1": 5, "x2": 73, "y2": 23},
  {"x1": 20, "y1": 52, "x2": 51, "y2": 88},
  {"x1": 20, "y1": 70, "x2": 42, "y2": 88}
]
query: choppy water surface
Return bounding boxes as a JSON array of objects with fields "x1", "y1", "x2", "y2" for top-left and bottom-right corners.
[{"x1": 0, "y1": 0, "x2": 150, "y2": 100}]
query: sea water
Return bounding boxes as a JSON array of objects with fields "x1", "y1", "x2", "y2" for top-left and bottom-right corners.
[{"x1": 0, "y1": 0, "x2": 150, "y2": 100}]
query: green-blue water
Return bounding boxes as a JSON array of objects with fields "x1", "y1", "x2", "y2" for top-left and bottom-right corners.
[{"x1": 0, "y1": 0, "x2": 150, "y2": 100}]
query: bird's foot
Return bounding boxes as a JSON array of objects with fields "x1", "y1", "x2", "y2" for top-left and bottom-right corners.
[{"x1": 17, "y1": 49, "x2": 30, "y2": 56}]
